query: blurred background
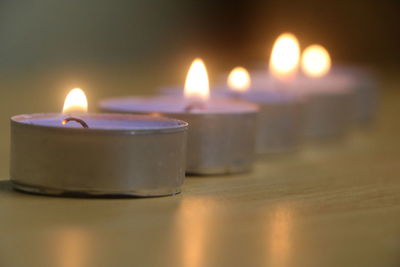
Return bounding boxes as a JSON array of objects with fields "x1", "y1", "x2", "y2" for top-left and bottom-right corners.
[{"x1": 0, "y1": 0, "x2": 399, "y2": 177}]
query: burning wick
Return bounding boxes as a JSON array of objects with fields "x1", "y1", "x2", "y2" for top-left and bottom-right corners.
[
  {"x1": 62, "y1": 117, "x2": 89, "y2": 128},
  {"x1": 62, "y1": 88, "x2": 89, "y2": 128},
  {"x1": 184, "y1": 58, "x2": 209, "y2": 112}
]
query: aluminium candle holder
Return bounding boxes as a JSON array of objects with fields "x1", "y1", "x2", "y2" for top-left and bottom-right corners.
[
  {"x1": 302, "y1": 88, "x2": 356, "y2": 139},
  {"x1": 165, "y1": 110, "x2": 257, "y2": 174},
  {"x1": 210, "y1": 86, "x2": 306, "y2": 155},
  {"x1": 10, "y1": 113, "x2": 188, "y2": 197},
  {"x1": 332, "y1": 65, "x2": 379, "y2": 126},
  {"x1": 239, "y1": 91, "x2": 305, "y2": 155}
]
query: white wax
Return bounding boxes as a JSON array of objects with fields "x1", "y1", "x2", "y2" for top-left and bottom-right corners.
[{"x1": 13, "y1": 113, "x2": 186, "y2": 131}]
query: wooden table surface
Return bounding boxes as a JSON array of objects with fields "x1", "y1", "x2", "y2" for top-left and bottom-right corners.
[{"x1": 1, "y1": 81, "x2": 400, "y2": 267}]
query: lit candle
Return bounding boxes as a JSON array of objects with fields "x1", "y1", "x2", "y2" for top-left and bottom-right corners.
[
  {"x1": 299, "y1": 44, "x2": 357, "y2": 139},
  {"x1": 100, "y1": 58, "x2": 259, "y2": 175},
  {"x1": 10, "y1": 88, "x2": 188, "y2": 197},
  {"x1": 301, "y1": 46, "x2": 378, "y2": 126},
  {"x1": 214, "y1": 33, "x2": 306, "y2": 154}
]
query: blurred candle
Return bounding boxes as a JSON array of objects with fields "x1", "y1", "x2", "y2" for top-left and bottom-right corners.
[
  {"x1": 215, "y1": 33, "x2": 305, "y2": 154},
  {"x1": 333, "y1": 64, "x2": 379, "y2": 126},
  {"x1": 299, "y1": 44, "x2": 356, "y2": 139}
]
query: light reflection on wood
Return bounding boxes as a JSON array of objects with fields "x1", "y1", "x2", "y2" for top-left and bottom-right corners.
[
  {"x1": 266, "y1": 205, "x2": 293, "y2": 267},
  {"x1": 175, "y1": 197, "x2": 215, "y2": 267},
  {"x1": 53, "y1": 227, "x2": 90, "y2": 267}
]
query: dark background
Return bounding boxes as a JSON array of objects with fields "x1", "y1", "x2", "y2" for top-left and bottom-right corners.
[
  {"x1": 1, "y1": 0, "x2": 399, "y2": 79},
  {"x1": 0, "y1": 0, "x2": 399, "y2": 176}
]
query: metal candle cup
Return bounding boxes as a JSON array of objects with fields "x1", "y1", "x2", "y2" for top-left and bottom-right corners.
[
  {"x1": 298, "y1": 44, "x2": 374, "y2": 138},
  {"x1": 303, "y1": 90, "x2": 355, "y2": 139},
  {"x1": 213, "y1": 85, "x2": 306, "y2": 155},
  {"x1": 10, "y1": 113, "x2": 188, "y2": 197},
  {"x1": 240, "y1": 91, "x2": 305, "y2": 154},
  {"x1": 294, "y1": 74, "x2": 356, "y2": 139},
  {"x1": 332, "y1": 65, "x2": 379, "y2": 126},
  {"x1": 99, "y1": 97, "x2": 258, "y2": 175}
]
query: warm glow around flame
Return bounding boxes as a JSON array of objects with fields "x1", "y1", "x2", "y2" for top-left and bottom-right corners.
[
  {"x1": 184, "y1": 58, "x2": 210, "y2": 101},
  {"x1": 269, "y1": 33, "x2": 300, "y2": 80},
  {"x1": 301, "y1": 44, "x2": 331, "y2": 77},
  {"x1": 227, "y1": 67, "x2": 251, "y2": 92},
  {"x1": 62, "y1": 88, "x2": 88, "y2": 114}
]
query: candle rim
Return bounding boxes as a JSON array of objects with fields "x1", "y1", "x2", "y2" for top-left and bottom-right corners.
[{"x1": 11, "y1": 113, "x2": 188, "y2": 134}]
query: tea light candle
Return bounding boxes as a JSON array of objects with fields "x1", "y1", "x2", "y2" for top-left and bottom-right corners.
[
  {"x1": 332, "y1": 64, "x2": 378, "y2": 126},
  {"x1": 10, "y1": 89, "x2": 188, "y2": 197},
  {"x1": 100, "y1": 59, "x2": 258, "y2": 175},
  {"x1": 214, "y1": 33, "x2": 306, "y2": 154},
  {"x1": 299, "y1": 44, "x2": 356, "y2": 139}
]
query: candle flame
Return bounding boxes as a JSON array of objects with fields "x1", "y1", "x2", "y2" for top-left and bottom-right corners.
[
  {"x1": 184, "y1": 58, "x2": 210, "y2": 101},
  {"x1": 269, "y1": 33, "x2": 300, "y2": 81},
  {"x1": 301, "y1": 44, "x2": 331, "y2": 78},
  {"x1": 62, "y1": 88, "x2": 88, "y2": 114},
  {"x1": 227, "y1": 67, "x2": 251, "y2": 92}
]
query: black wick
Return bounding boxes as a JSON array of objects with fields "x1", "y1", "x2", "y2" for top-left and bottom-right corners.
[
  {"x1": 62, "y1": 117, "x2": 89, "y2": 128},
  {"x1": 184, "y1": 102, "x2": 206, "y2": 112}
]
